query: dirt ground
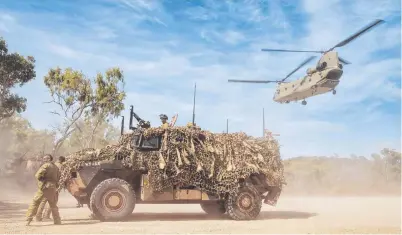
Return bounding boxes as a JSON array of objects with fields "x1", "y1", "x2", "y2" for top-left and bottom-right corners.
[{"x1": 0, "y1": 191, "x2": 400, "y2": 234}]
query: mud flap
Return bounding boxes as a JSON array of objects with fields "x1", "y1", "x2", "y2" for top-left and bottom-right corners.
[{"x1": 263, "y1": 185, "x2": 281, "y2": 206}]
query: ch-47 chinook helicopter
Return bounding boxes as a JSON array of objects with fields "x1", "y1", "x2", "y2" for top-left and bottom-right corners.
[{"x1": 228, "y1": 19, "x2": 384, "y2": 105}]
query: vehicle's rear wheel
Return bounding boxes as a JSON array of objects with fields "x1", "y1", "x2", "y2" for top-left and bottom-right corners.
[
  {"x1": 89, "y1": 178, "x2": 136, "y2": 221},
  {"x1": 200, "y1": 201, "x2": 226, "y2": 215},
  {"x1": 225, "y1": 185, "x2": 262, "y2": 220}
]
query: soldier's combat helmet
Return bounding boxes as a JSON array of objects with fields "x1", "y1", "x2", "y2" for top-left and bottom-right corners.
[{"x1": 159, "y1": 114, "x2": 168, "y2": 120}]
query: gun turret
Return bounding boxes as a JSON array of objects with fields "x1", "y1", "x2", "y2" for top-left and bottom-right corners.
[{"x1": 129, "y1": 105, "x2": 151, "y2": 130}]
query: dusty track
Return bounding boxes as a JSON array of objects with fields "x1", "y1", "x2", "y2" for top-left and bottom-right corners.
[{"x1": 0, "y1": 192, "x2": 400, "y2": 234}]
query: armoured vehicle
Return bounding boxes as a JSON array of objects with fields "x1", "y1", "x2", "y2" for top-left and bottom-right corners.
[{"x1": 66, "y1": 106, "x2": 283, "y2": 221}]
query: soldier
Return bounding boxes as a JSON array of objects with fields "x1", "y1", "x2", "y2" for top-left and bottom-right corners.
[
  {"x1": 36, "y1": 156, "x2": 66, "y2": 221},
  {"x1": 187, "y1": 122, "x2": 200, "y2": 130},
  {"x1": 25, "y1": 154, "x2": 61, "y2": 226},
  {"x1": 159, "y1": 114, "x2": 169, "y2": 128}
]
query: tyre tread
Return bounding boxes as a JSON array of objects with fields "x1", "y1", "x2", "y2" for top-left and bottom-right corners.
[
  {"x1": 225, "y1": 185, "x2": 262, "y2": 221},
  {"x1": 89, "y1": 178, "x2": 135, "y2": 221}
]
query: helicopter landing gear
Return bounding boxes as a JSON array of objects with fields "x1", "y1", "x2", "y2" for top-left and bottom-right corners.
[
  {"x1": 302, "y1": 100, "x2": 307, "y2": 105},
  {"x1": 332, "y1": 89, "x2": 336, "y2": 95}
]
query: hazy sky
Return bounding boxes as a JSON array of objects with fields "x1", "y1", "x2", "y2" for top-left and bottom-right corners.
[{"x1": 0, "y1": 0, "x2": 400, "y2": 158}]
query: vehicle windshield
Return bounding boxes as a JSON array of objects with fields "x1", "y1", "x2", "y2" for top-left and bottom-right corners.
[{"x1": 142, "y1": 137, "x2": 159, "y2": 149}]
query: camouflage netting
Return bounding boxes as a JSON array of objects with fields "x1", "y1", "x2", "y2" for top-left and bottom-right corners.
[{"x1": 59, "y1": 126, "x2": 285, "y2": 195}]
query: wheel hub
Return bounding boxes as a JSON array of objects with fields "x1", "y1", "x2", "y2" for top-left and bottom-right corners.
[
  {"x1": 237, "y1": 192, "x2": 254, "y2": 212},
  {"x1": 108, "y1": 195, "x2": 120, "y2": 207},
  {"x1": 102, "y1": 190, "x2": 126, "y2": 212},
  {"x1": 241, "y1": 196, "x2": 251, "y2": 207}
]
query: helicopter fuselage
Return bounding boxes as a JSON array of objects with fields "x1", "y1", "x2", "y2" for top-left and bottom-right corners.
[{"x1": 273, "y1": 51, "x2": 343, "y2": 103}]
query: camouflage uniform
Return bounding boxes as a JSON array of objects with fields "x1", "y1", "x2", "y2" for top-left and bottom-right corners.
[
  {"x1": 36, "y1": 160, "x2": 64, "y2": 221},
  {"x1": 26, "y1": 160, "x2": 61, "y2": 225}
]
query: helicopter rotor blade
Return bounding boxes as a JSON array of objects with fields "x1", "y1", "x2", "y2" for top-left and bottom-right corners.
[
  {"x1": 281, "y1": 55, "x2": 316, "y2": 82},
  {"x1": 338, "y1": 56, "x2": 351, "y2": 65},
  {"x1": 328, "y1": 19, "x2": 384, "y2": 51},
  {"x1": 228, "y1": 79, "x2": 278, "y2": 84},
  {"x1": 261, "y1": 49, "x2": 324, "y2": 53}
]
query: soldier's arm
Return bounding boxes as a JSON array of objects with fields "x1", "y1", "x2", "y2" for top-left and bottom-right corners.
[{"x1": 35, "y1": 163, "x2": 50, "y2": 181}]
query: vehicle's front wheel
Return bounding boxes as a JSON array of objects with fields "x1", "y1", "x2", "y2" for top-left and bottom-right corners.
[
  {"x1": 89, "y1": 178, "x2": 136, "y2": 221},
  {"x1": 200, "y1": 201, "x2": 226, "y2": 215},
  {"x1": 225, "y1": 185, "x2": 262, "y2": 220}
]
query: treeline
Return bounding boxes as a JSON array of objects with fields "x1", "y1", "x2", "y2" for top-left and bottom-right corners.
[
  {"x1": 0, "y1": 36, "x2": 126, "y2": 163},
  {"x1": 0, "y1": 114, "x2": 120, "y2": 167}
]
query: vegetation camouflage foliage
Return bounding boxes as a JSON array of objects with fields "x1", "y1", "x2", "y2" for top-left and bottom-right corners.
[{"x1": 58, "y1": 126, "x2": 285, "y2": 196}]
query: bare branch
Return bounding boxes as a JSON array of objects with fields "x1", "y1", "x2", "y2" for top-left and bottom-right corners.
[
  {"x1": 49, "y1": 111, "x2": 61, "y2": 116},
  {"x1": 87, "y1": 114, "x2": 104, "y2": 148}
]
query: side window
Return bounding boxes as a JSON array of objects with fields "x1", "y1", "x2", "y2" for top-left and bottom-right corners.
[
  {"x1": 141, "y1": 136, "x2": 161, "y2": 150},
  {"x1": 132, "y1": 134, "x2": 141, "y2": 148}
]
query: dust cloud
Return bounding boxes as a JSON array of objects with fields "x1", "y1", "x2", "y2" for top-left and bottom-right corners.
[
  {"x1": 282, "y1": 156, "x2": 401, "y2": 197},
  {"x1": 0, "y1": 156, "x2": 401, "y2": 234}
]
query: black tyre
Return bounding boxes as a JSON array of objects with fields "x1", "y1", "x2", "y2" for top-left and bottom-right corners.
[
  {"x1": 89, "y1": 178, "x2": 136, "y2": 221},
  {"x1": 225, "y1": 185, "x2": 262, "y2": 220},
  {"x1": 200, "y1": 201, "x2": 226, "y2": 215},
  {"x1": 88, "y1": 205, "x2": 104, "y2": 221}
]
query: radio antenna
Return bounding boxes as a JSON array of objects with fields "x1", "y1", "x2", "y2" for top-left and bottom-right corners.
[
  {"x1": 263, "y1": 108, "x2": 265, "y2": 137},
  {"x1": 192, "y1": 83, "x2": 196, "y2": 126}
]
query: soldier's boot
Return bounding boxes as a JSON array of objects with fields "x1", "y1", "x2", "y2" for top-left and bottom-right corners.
[
  {"x1": 51, "y1": 208, "x2": 61, "y2": 225},
  {"x1": 35, "y1": 200, "x2": 47, "y2": 221},
  {"x1": 25, "y1": 219, "x2": 32, "y2": 226}
]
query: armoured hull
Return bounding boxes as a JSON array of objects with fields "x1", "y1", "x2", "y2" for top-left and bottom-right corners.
[{"x1": 62, "y1": 126, "x2": 285, "y2": 221}]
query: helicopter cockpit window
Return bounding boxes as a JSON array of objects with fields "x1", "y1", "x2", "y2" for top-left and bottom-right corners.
[{"x1": 316, "y1": 61, "x2": 327, "y2": 71}]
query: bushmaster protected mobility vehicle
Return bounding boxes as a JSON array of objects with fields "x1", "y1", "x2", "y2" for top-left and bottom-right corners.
[{"x1": 66, "y1": 106, "x2": 283, "y2": 221}]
